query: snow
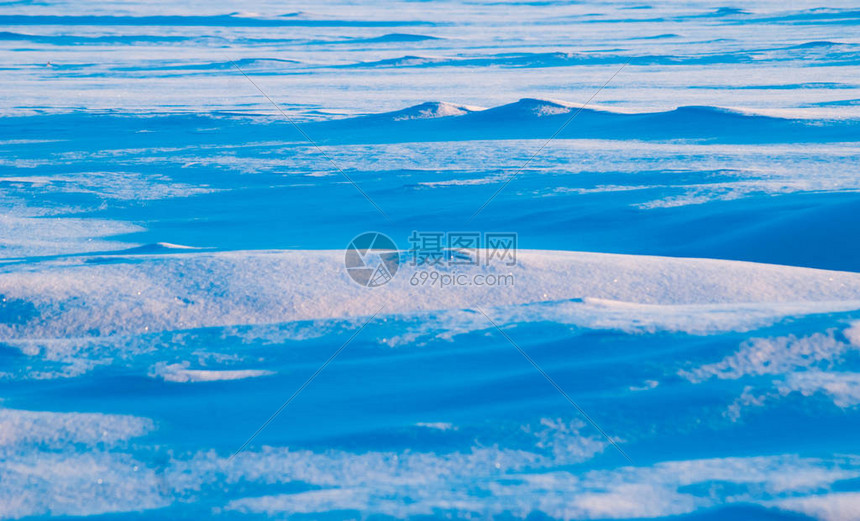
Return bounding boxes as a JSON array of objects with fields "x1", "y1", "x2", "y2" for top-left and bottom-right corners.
[
  {"x1": 148, "y1": 361, "x2": 274, "y2": 382},
  {"x1": 777, "y1": 493, "x2": 860, "y2": 521},
  {"x1": 3, "y1": 0, "x2": 860, "y2": 519},
  {"x1": 389, "y1": 101, "x2": 481, "y2": 121},
  {"x1": 2, "y1": 249, "x2": 860, "y2": 340},
  {"x1": 0, "y1": 407, "x2": 153, "y2": 448}
]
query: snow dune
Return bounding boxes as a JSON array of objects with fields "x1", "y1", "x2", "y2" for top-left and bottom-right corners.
[
  {"x1": 305, "y1": 98, "x2": 860, "y2": 144},
  {"x1": 2, "y1": 249, "x2": 859, "y2": 339}
]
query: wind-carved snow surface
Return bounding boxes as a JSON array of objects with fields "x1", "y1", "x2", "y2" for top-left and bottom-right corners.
[
  {"x1": 3, "y1": 0, "x2": 860, "y2": 519},
  {"x1": 3, "y1": 249, "x2": 860, "y2": 340},
  {"x1": 388, "y1": 101, "x2": 481, "y2": 121}
]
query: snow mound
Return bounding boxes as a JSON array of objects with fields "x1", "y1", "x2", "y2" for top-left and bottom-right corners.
[
  {"x1": 484, "y1": 98, "x2": 579, "y2": 118},
  {"x1": 305, "y1": 100, "x2": 858, "y2": 144},
  {"x1": 2, "y1": 249, "x2": 860, "y2": 339},
  {"x1": 388, "y1": 101, "x2": 481, "y2": 121}
]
